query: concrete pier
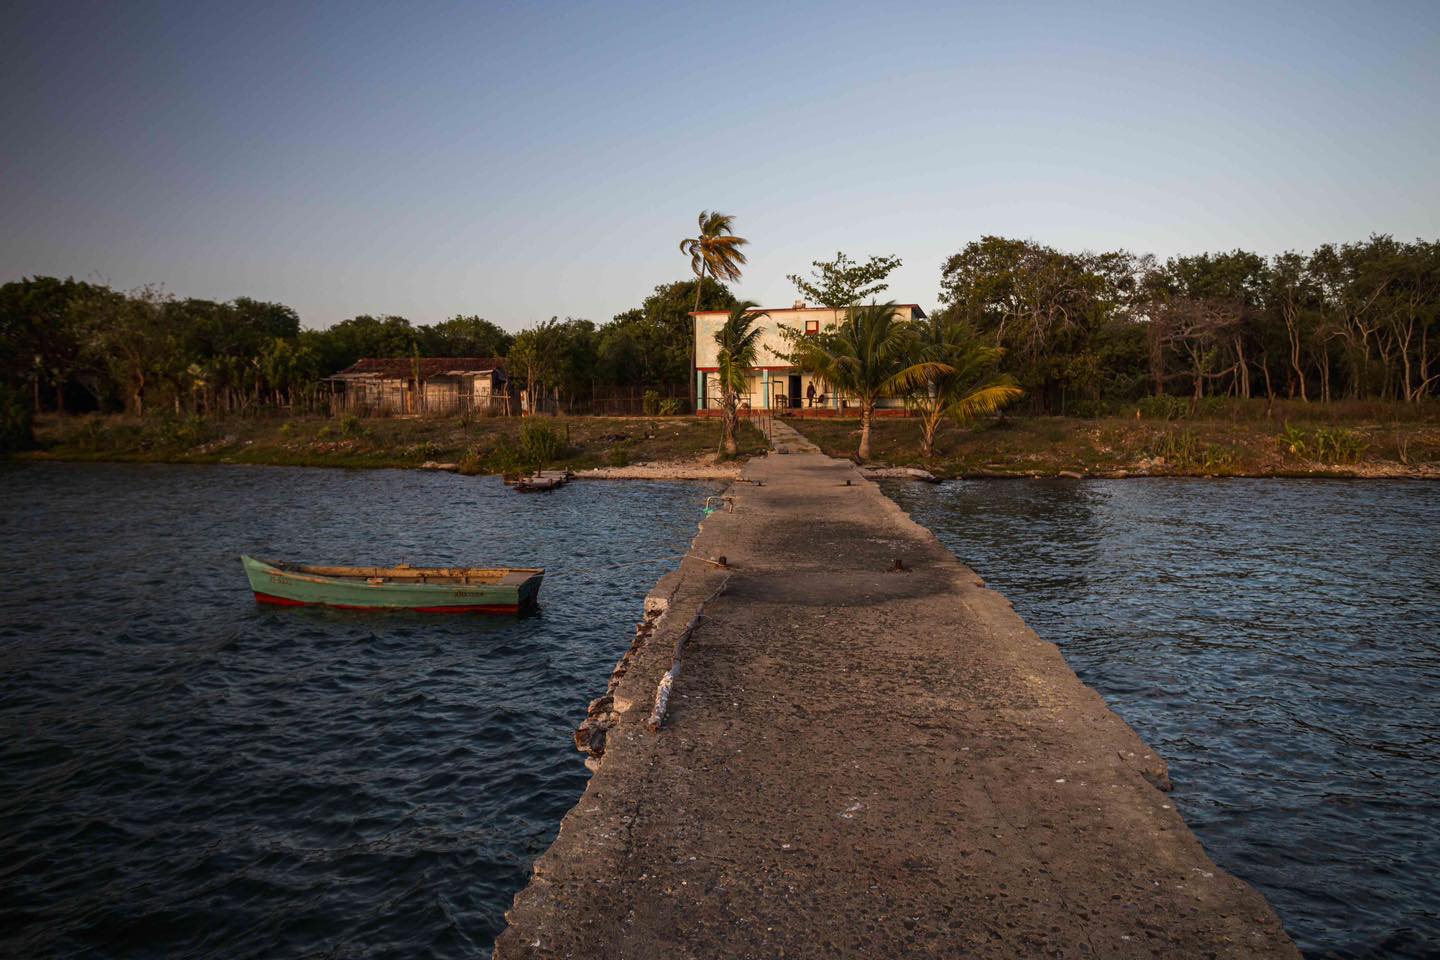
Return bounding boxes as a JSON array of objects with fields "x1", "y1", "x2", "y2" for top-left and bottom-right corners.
[{"x1": 495, "y1": 438, "x2": 1299, "y2": 958}]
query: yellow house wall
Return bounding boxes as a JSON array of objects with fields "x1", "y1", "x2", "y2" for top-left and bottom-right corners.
[
  {"x1": 694, "y1": 307, "x2": 856, "y2": 370},
  {"x1": 696, "y1": 305, "x2": 920, "y2": 409}
]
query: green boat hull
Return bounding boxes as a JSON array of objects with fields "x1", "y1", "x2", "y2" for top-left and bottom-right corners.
[{"x1": 241, "y1": 555, "x2": 543, "y2": 614}]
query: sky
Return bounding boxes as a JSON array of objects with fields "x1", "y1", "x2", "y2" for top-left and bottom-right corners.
[{"x1": 2, "y1": 0, "x2": 1437, "y2": 330}]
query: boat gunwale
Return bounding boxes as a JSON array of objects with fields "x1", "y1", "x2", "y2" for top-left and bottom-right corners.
[{"x1": 243, "y1": 555, "x2": 544, "y2": 588}]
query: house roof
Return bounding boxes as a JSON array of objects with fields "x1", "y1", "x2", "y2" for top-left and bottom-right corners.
[
  {"x1": 330, "y1": 357, "x2": 507, "y2": 380},
  {"x1": 689, "y1": 303, "x2": 926, "y2": 318}
]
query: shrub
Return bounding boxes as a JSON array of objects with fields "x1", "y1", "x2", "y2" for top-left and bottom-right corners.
[
  {"x1": 642, "y1": 390, "x2": 661, "y2": 416},
  {"x1": 456, "y1": 450, "x2": 484, "y2": 475},
  {"x1": 1196, "y1": 396, "x2": 1235, "y2": 419},
  {"x1": 658, "y1": 397, "x2": 683, "y2": 416},
  {"x1": 339, "y1": 414, "x2": 365, "y2": 438},
  {"x1": 520, "y1": 419, "x2": 564, "y2": 465},
  {"x1": 1152, "y1": 427, "x2": 1235, "y2": 471},
  {"x1": 316, "y1": 425, "x2": 335, "y2": 439},
  {"x1": 1039, "y1": 422, "x2": 1068, "y2": 444},
  {"x1": 144, "y1": 414, "x2": 213, "y2": 449},
  {"x1": 1280, "y1": 422, "x2": 1310, "y2": 459},
  {"x1": 1068, "y1": 397, "x2": 1110, "y2": 419},
  {"x1": 490, "y1": 436, "x2": 525, "y2": 478},
  {"x1": 1137, "y1": 395, "x2": 1189, "y2": 421},
  {"x1": 0, "y1": 385, "x2": 34, "y2": 454},
  {"x1": 1280, "y1": 424, "x2": 1367, "y2": 464},
  {"x1": 74, "y1": 417, "x2": 109, "y2": 450},
  {"x1": 1313, "y1": 427, "x2": 1366, "y2": 464},
  {"x1": 608, "y1": 441, "x2": 633, "y2": 467}
]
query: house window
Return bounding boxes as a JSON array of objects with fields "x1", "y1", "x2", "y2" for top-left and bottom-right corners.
[{"x1": 804, "y1": 319, "x2": 820, "y2": 335}]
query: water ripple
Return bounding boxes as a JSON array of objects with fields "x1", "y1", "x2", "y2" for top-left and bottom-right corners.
[
  {"x1": 886, "y1": 477, "x2": 1440, "y2": 960},
  {"x1": 0, "y1": 462, "x2": 715, "y2": 958}
]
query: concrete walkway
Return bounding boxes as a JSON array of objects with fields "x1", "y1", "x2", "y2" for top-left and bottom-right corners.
[
  {"x1": 495, "y1": 447, "x2": 1299, "y2": 958},
  {"x1": 766, "y1": 416, "x2": 821, "y2": 454}
]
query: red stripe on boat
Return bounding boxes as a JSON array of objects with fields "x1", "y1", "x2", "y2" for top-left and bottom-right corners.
[{"x1": 254, "y1": 592, "x2": 521, "y2": 614}]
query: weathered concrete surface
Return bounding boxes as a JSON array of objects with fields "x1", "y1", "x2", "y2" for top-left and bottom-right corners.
[{"x1": 495, "y1": 447, "x2": 1299, "y2": 959}]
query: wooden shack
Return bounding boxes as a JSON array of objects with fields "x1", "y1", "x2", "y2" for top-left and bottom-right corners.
[{"x1": 328, "y1": 357, "x2": 511, "y2": 415}]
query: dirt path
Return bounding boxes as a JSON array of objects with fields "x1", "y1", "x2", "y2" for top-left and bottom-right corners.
[{"x1": 494, "y1": 448, "x2": 1299, "y2": 958}]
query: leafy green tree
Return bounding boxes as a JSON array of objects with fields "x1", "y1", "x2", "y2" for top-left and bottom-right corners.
[
  {"x1": 0, "y1": 276, "x2": 101, "y2": 414},
  {"x1": 74, "y1": 285, "x2": 175, "y2": 417},
  {"x1": 231, "y1": 297, "x2": 301, "y2": 341},
  {"x1": 1268, "y1": 252, "x2": 1320, "y2": 401},
  {"x1": 507, "y1": 325, "x2": 549, "y2": 415},
  {"x1": 908, "y1": 316, "x2": 1022, "y2": 458},
  {"x1": 600, "y1": 278, "x2": 736, "y2": 388},
  {"x1": 780, "y1": 302, "x2": 940, "y2": 460},
  {"x1": 787, "y1": 252, "x2": 902, "y2": 307},
  {"x1": 939, "y1": 237, "x2": 1138, "y2": 411},
  {"x1": 424, "y1": 315, "x2": 513, "y2": 357},
  {"x1": 309, "y1": 315, "x2": 418, "y2": 374},
  {"x1": 509, "y1": 317, "x2": 596, "y2": 413},
  {"x1": 1142, "y1": 250, "x2": 1269, "y2": 402},
  {"x1": 0, "y1": 382, "x2": 34, "y2": 452},
  {"x1": 596, "y1": 319, "x2": 647, "y2": 386},
  {"x1": 713, "y1": 302, "x2": 766, "y2": 456}
]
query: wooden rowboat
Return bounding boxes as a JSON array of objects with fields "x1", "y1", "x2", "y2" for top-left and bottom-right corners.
[{"x1": 241, "y1": 555, "x2": 543, "y2": 614}]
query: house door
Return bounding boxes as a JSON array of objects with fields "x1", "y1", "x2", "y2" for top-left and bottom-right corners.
[{"x1": 788, "y1": 374, "x2": 801, "y2": 409}]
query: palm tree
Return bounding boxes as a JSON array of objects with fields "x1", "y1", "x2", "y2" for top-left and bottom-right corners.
[
  {"x1": 909, "y1": 315, "x2": 1023, "y2": 459},
  {"x1": 714, "y1": 302, "x2": 766, "y2": 456},
  {"x1": 783, "y1": 301, "x2": 943, "y2": 461},
  {"x1": 680, "y1": 211, "x2": 748, "y2": 408}
]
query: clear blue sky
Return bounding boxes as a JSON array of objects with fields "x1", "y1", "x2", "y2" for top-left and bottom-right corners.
[{"x1": 3, "y1": 0, "x2": 1437, "y2": 330}]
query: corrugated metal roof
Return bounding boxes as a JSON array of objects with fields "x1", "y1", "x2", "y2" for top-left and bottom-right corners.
[{"x1": 331, "y1": 357, "x2": 507, "y2": 379}]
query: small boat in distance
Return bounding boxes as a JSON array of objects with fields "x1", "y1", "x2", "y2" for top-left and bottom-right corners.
[{"x1": 241, "y1": 555, "x2": 543, "y2": 614}]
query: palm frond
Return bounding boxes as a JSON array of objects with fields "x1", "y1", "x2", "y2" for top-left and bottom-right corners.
[
  {"x1": 883, "y1": 360, "x2": 954, "y2": 397},
  {"x1": 682, "y1": 211, "x2": 749, "y2": 288},
  {"x1": 945, "y1": 381, "x2": 1024, "y2": 422}
]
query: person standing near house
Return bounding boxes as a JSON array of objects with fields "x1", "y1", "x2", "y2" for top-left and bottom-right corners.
[{"x1": 806, "y1": 382, "x2": 817, "y2": 408}]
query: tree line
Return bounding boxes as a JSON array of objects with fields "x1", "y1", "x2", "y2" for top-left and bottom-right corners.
[
  {"x1": 4, "y1": 228, "x2": 1435, "y2": 428},
  {"x1": 938, "y1": 234, "x2": 1440, "y2": 412},
  {"x1": 0, "y1": 274, "x2": 736, "y2": 419}
]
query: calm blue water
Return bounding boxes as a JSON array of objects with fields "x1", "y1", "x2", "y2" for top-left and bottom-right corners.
[
  {"x1": 884, "y1": 478, "x2": 1440, "y2": 960},
  {"x1": 0, "y1": 463, "x2": 717, "y2": 959}
]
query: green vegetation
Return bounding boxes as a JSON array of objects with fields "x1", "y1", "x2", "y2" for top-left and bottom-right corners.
[
  {"x1": 789, "y1": 402, "x2": 1440, "y2": 478},
  {"x1": 713, "y1": 302, "x2": 766, "y2": 457},
  {"x1": 937, "y1": 235, "x2": 1440, "y2": 413},
  {"x1": 4, "y1": 220, "x2": 1436, "y2": 463},
  {"x1": 680, "y1": 210, "x2": 750, "y2": 409},
  {"x1": 0, "y1": 383, "x2": 34, "y2": 453},
  {"x1": 519, "y1": 419, "x2": 565, "y2": 466},
  {"x1": 787, "y1": 252, "x2": 903, "y2": 308},
  {"x1": 908, "y1": 315, "x2": 1023, "y2": 459},
  {"x1": 779, "y1": 302, "x2": 951, "y2": 459},
  {"x1": 679, "y1": 211, "x2": 749, "y2": 313},
  {"x1": 23, "y1": 414, "x2": 767, "y2": 474}
]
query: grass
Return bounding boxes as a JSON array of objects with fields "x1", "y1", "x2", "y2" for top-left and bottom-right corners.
[
  {"x1": 22, "y1": 401, "x2": 1440, "y2": 479},
  {"x1": 787, "y1": 401, "x2": 1440, "y2": 478},
  {"x1": 21, "y1": 413, "x2": 768, "y2": 475}
]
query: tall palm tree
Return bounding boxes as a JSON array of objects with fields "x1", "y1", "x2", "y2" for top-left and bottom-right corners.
[
  {"x1": 680, "y1": 211, "x2": 748, "y2": 408},
  {"x1": 783, "y1": 301, "x2": 944, "y2": 460},
  {"x1": 714, "y1": 301, "x2": 766, "y2": 456},
  {"x1": 909, "y1": 315, "x2": 1023, "y2": 459}
]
